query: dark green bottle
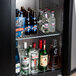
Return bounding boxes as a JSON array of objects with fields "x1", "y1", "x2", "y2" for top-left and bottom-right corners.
[{"x1": 39, "y1": 40, "x2": 48, "y2": 72}]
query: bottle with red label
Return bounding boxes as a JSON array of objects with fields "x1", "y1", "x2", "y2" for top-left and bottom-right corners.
[
  {"x1": 20, "y1": 42, "x2": 29, "y2": 75},
  {"x1": 29, "y1": 42, "x2": 39, "y2": 74}
]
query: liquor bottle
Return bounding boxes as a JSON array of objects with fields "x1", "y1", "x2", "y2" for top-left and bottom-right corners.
[
  {"x1": 25, "y1": 11, "x2": 31, "y2": 35},
  {"x1": 39, "y1": 40, "x2": 48, "y2": 71},
  {"x1": 58, "y1": 38, "x2": 62, "y2": 68},
  {"x1": 48, "y1": 39, "x2": 59, "y2": 70},
  {"x1": 38, "y1": 40, "x2": 43, "y2": 69},
  {"x1": 29, "y1": 42, "x2": 39, "y2": 74},
  {"x1": 41, "y1": 11, "x2": 50, "y2": 33},
  {"x1": 20, "y1": 42, "x2": 29, "y2": 75},
  {"x1": 27, "y1": 45, "x2": 32, "y2": 53},
  {"x1": 49, "y1": 11, "x2": 56, "y2": 32},
  {"x1": 15, "y1": 41, "x2": 20, "y2": 75}
]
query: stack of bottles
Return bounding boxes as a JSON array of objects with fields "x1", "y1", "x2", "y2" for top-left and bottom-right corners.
[
  {"x1": 15, "y1": 39, "x2": 62, "y2": 75},
  {"x1": 16, "y1": 7, "x2": 37, "y2": 38},
  {"x1": 38, "y1": 8, "x2": 56, "y2": 33}
]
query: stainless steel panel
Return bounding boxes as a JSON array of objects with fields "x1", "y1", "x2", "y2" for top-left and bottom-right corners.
[{"x1": 71, "y1": 0, "x2": 76, "y2": 71}]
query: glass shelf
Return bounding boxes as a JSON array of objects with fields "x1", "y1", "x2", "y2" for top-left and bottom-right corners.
[
  {"x1": 16, "y1": 31, "x2": 62, "y2": 40},
  {"x1": 18, "y1": 69, "x2": 61, "y2": 76}
]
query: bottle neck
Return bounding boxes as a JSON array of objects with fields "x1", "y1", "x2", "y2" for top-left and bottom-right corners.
[
  {"x1": 43, "y1": 44, "x2": 46, "y2": 50},
  {"x1": 51, "y1": 13, "x2": 54, "y2": 18},
  {"x1": 45, "y1": 12, "x2": 48, "y2": 18}
]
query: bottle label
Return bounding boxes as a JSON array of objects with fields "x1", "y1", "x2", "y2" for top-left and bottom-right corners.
[
  {"x1": 53, "y1": 48, "x2": 58, "y2": 56},
  {"x1": 42, "y1": 23, "x2": 49, "y2": 29},
  {"x1": 51, "y1": 22, "x2": 55, "y2": 26},
  {"x1": 33, "y1": 25, "x2": 37, "y2": 32},
  {"x1": 21, "y1": 56, "x2": 29, "y2": 70},
  {"x1": 25, "y1": 25, "x2": 31, "y2": 33},
  {"x1": 16, "y1": 63, "x2": 20, "y2": 74},
  {"x1": 31, "y1": 53, "x2": 38, "y2": 68},
  {"x1": 40, "y1": 55, "x2": 48, "y2": 67}
]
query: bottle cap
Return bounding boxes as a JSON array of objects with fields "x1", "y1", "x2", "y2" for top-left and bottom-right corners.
[
  {"x1": 43, "y1": 40, "x2": 46, "y2": 45},
  {"x1": 39, "y1": 40, "x2": 42, "y2": 49},
  {"x1": 51, "y1": 11, "x2": 55, "y2": 13},
  {"x1": 33, "y1": 42, "x2": 36, "y2": 48},
  {"x1": 24, "y1": 42, "x2": 27, "y2": 49}
]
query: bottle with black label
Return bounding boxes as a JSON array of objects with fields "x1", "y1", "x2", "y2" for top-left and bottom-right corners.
[{"x1": 48, "y1": 39, "x2": 59, "y2": 70}]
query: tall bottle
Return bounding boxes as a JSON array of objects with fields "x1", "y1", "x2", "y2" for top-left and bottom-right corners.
[
  {"x1": 25, "y1": 11, "x2": 31, "y2": 35},
  {"x1": 39, "y1": 40, "x2": 48, "y2": 71},
  {"x1": 48, "y1": 39, "x2": 59, "y2": 70},
  {"x1": 15, "y1": 41, "x2": 20, "y2": 75},
  {"x1": 32, "y1": 11, "x2": 37, "y2": 34},
  {"x1": 20, "y1": 42, "x2": 29, "y2": 75},
  {"x1": 29, "y1": 42, "x2": 39, "y2": 74},
  {"x1": 38, "y1": 40, "x2": 43, "y2": 69}
]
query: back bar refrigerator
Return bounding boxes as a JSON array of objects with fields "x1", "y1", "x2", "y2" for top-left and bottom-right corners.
[{"x1": 0, "y1": 0, "x2": 73, "y2": 76}]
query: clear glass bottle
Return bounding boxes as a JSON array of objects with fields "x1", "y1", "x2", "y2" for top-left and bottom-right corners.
[
  {"x1": 41, "y1": 11, "x2": 50, "y2": 33},
  {"x1": 38, "y1": 9, "x2": 44, "y2": 31},
  {"x1": 49, "y1": 11, "x2": 56, "y2": 32},
  {"x1": 29, "y1": 42, "x2": 39, "y2": 74},
  {"x1": 20, "y1": 42, "x2": 29, "y2": 75}
]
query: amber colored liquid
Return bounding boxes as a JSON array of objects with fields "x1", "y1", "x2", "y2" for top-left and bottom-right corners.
[{"x1": 48, "y1": 46, "x2": 61, "y2": 70}]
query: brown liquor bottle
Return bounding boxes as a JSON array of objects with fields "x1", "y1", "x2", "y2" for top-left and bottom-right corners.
[{"x1": 48, "y1": 39, "x2": 59, "y2": 70}]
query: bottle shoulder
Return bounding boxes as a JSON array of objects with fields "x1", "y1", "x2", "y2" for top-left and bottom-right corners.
[
  {"x1": 29, "y1": 48, "x2": 39, "y2": 54},
  {"x1": 40, "y1": 50, "x2": 47, "y2": 55}
]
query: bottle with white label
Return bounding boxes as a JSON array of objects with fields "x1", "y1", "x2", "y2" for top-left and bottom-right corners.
[
  {"x1": 20, "y1": 42, "x2": 29, "y2": 75},
  {"x1": 39, "y1": 40, "x2": 48, "y2": 72},
  {"x1": 29, "y1": 42, "x2": 39, "y2": 74},
  {"x1": 15, "y1": 41, "x2": 20, "y2": 75}
]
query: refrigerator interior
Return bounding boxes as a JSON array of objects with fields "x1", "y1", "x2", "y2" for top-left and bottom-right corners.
[{"x1": 16, "y1": 0, "x2": 64, "y2": 75}]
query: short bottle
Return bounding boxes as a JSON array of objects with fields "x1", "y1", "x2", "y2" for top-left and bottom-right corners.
[
  {"x1": 29, "y1": 42, "x2": 39, "y2": 74},
  {"x1": 39, "y1": 40, "x2": 48, "y2": 71},
  {"x1": 20, "y1": 42, "x2": 29, "y2": 75},
  {"x1": 41, "y1": 11, "x2": 50, "y2": 33},
  {"x1": 49, "y1": 11, "x2": 56, "y2": 32}
]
